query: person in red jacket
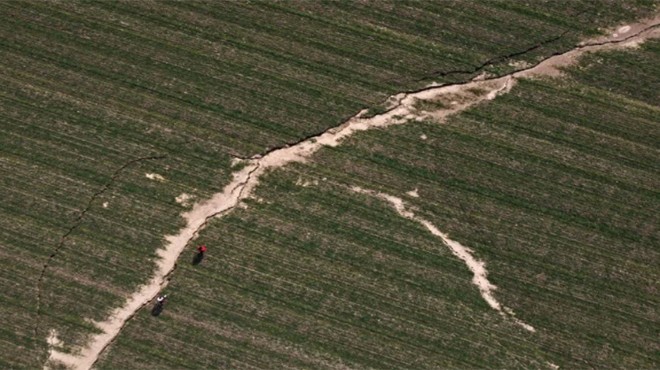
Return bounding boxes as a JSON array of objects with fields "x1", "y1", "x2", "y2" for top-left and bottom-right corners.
[
  {"x1": 193, "y1": 245, "x2": 207, "y2": 265},
  {"x1": 197, "y1": 245, "x2": 207, "y2": 255}
]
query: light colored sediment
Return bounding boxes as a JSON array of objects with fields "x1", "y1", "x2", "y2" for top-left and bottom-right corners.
[
  {"x1": 406, "y1": 188, "x2": 420, "y2": 198},
  {"x1": 230, "y1": 157, "x2": 244, "y2": 168},
  {"x1": 547, "y1": 361, "x2": 560, "y2": 370},
  {"x1": 174, "y1": 192, "x2": 193, "y2": 206},
  {"x1": 526, "y1": 15, "x2": 660, "y2": 77},
  {"x1": 46, "y1": 164, "x2": 259, "y2": 370},
  {"x1": 144, "y1": 173, "x2": 165, "y2": 181},
  {"x1": 45, "y1": 16, "x2": 660, "y2": 369},
  {"x1": 47, "y1": 330, "x2": 62, "y2": 353},
  {"x1": 350, "y1": 186, "x2": 535, "y2": 331}
]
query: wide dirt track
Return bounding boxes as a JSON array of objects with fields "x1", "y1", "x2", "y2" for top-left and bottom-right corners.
[{"x1": 0, "y1": 1, "x2": 657, "y2": 369}]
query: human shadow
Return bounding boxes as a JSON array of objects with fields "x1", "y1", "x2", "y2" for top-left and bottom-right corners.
[
  {"x1": 151, "y1": 302, "x2": 164, "y2": 316},
  {"x1": 192, "y1": 252, "x2": 205, "y2": 266}
]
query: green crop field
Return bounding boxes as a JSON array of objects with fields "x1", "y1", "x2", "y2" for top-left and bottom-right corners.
[
  {"x1": 0, "y1": 1, "x2": 658, "y2": 369},
  {"x1": 95, "y1": 39, "x2": 660, "y2": 369}
]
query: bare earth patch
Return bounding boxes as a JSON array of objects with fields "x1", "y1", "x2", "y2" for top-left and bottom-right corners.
[
  {"x1": 406, "y1": 188, "x2": 420, "y2": 198},
  {"x1": 144, "y1": 173, "x2": 165, "y2": 181},
  {"x1": 175, "y1": 193, "x2": 193, "y2": 207},
  {"x1": 230, "y1": 157, "x2": 244, "y2": 168},
  {"x1": 47, "y1": 330, "x2": 63, "y2": 358}
]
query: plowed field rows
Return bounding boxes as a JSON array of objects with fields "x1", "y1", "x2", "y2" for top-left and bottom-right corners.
[
  {"x1": 98, "y1": 40, "x2": 659, "y2": 369},
  {"x1": 0, "y1": 1, "x2": 656, "y2": 368}
]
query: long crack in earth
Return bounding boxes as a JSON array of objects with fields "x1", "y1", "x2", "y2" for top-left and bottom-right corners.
[
  {"x1": 44, "y1": 16, "x2": 660, "y2": 370},
  {"x1": 33, "y1": 155, "x2": 165, "y2": 362}
]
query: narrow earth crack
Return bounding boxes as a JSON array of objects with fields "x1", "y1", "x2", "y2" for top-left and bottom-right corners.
[
  {"x1": 243, "y1": 30, "x2": 569, "y2": 159},
  {"x1": 200, "y1": 163, "x2": 261, "y2": 229},
  {"x1": 369, "y1": 19, "x2": 660, "y2": 116},
  {"x1": 409, "y1": 6, "x2": 595, "y2": 84},
  {"x1": 44, "y1": 15, "x2": 660, "y2": 370},
  {"x1": 250, "y1": 20, "x2": 659, "y2": 158},
  {"x1": 86, "y1": 161, "x2": 260, "y2": 368},
  {"x1": 34, "y1": 155, "x2": 165, "y2": 358},
  {"x1": 414, "y1": 29, "x2": 572, "y2": 83}
]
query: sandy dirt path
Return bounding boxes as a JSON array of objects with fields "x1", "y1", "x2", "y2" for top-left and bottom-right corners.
[{"x1": 45, "y1": 16, "x2": 660, "y2": 370}]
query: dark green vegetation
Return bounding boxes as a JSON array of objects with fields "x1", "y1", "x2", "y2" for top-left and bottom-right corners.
[
  {"x1": 1, "y1": 1, "x2": 653, "y2": 155},
  {"x1": 98, "y1": 41, "x2": 660, "y2": 369},
  {"x1": 0, "y1": 0, "x2": 657, "y2": 368}
]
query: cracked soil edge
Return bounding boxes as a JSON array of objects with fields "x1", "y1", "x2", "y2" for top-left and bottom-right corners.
[
  {"x1": 45, "y1": 15, "x2": 660, "y2": 370},
  {"x1": 33, "y1": 155, "x2": 165, "y2": 359}
]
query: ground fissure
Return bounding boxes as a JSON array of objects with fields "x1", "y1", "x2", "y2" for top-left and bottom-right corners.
[
  {"x1": 34, "y1": 155, "x2": 165, "y2": 361},
  {"x1": 44, "y1": 15, "x2": 660, "y2": 369}
]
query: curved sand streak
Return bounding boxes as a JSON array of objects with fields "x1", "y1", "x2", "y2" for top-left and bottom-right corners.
[
  {"x1": 46, "y1": 16, "x2": 660, "y2": 369},
  {"x1": 350, "y1": 186, "x2": 535, "y2": 332}
]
